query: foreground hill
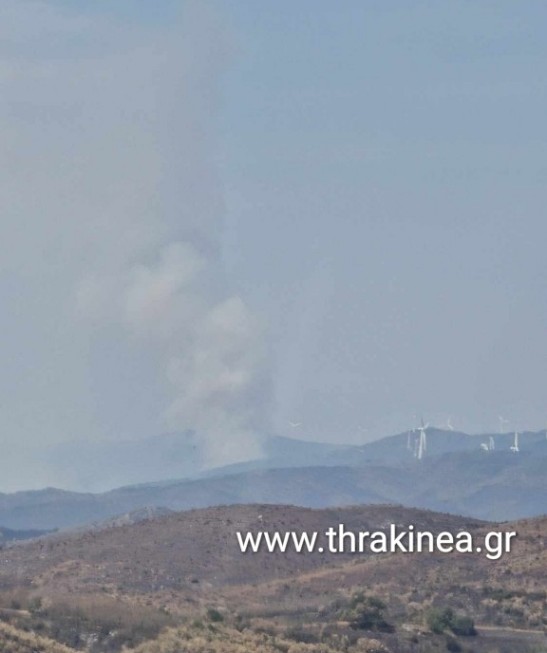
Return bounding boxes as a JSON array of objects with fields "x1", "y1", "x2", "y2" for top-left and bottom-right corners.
[
  {"x1": 0, "y1": 504, "x2": 545, "y2": 653},
  {"x1": 0, "y1": 504, "x2": 484, "y2": 591},
  {"x1": 0, "y1": 622, "x2": 77, "y2": 653},
  {"x1": 0, "y1": 448, "x2": 545, "y2": 530}
]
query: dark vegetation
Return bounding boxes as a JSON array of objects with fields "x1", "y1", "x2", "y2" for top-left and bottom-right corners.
[
  {"x1": 427, "y1": 607, "x2": 476, "y2": 636},
  {"x1": 345, "y1": 593, "x2": 395, "y2": 633}
]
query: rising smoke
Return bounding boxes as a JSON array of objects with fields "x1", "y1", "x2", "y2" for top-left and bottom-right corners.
[
  {"x1": 78, "y1": 237, "x2": 270, "y2": 466},
  {"x1": 73, "y1": 5, "x2": 271, "y2": 466},
  {"x1": 1, "y1": 1, "x2": 270, "y2": 472}
]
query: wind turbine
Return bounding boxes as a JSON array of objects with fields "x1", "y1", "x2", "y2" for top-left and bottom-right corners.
[
  {"x1": 510, "y1": 431, "x2": 519, "y2": 453},
  {"x1": 416, "y1": 418, "x2": 429, "y2": 460},
  {"x1": 446, "y1": 417, "x2": 454, "y2": 431},
  {"x1": 480, "y1": 436, "x2": 496, "y2": 452},
  {"x1": 289, "y1": 421, "x2": 301, "y2": 429}
]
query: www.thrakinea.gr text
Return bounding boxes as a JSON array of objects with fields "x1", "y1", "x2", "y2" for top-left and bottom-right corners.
[{"x1": 236, "y1": 524, "x2": 517, "y2": 560}]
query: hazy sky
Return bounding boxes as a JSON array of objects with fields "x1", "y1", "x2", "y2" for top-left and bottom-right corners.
[{"x1": 1, "y1": 1, "x2": 547, "y2": 469}]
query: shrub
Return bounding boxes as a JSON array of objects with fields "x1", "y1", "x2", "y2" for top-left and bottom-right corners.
[
  {"x1": 445, "y1": 636, "x2": 462, "y2": 652},
  {"x1": 427, "y1": 607, "x2": 454, "y2": 634},
  {"x1": 28, "y1": 596, "x2": 43, "y2": 613},
  {"x1": 206, "y1": 608, "x2": 224, "y2": 623},
  {"x1": 346, "y1": 594, "x2": 394, "y2": 633},
  {"x1": 427, "y1": 607, "x2": 476, "y2": 637},
  {"x1": 449, "y1": 615, "x2": 476, "y2": 637}
]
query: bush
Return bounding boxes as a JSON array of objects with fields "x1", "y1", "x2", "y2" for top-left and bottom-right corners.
[
  {"x1": 27, "y1": 596, "x2": 43, "y2": 613},
  {"x1": 449, "y1": 615, "x2": 476, "y2": 636},
  {"x1": 427, "y1": 607, "x2": 476, "y2": 637},
  {"x1": 346, "y1": 594, "x2": 394, "y2": 633},
  {"x1": 206, "y1": 608, "x2": 224, "y2": 623},
  {"x1": 445, "y1": 636, "x2": 462, "y2": 652},
  {"x1": 427, "y1": 607, "x2": 454, "y2": 634}
]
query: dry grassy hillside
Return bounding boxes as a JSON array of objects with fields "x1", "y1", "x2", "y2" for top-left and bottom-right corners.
[
  {"x1": 0, "y1": 620, "x2": 78, "y2": 653},
  {"x1": 0, "y1": 504, "x2": 484, "y2": 591},
  {"x1": 0, "y1": 504, "x2": 545, "y2": 653},
  {"x1": 124, "y1": 621, "x2": 393, "y2": 653}
]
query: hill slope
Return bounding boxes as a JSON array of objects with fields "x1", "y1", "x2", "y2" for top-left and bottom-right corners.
[
  {"x1": 0, "y1": 504, "x2": 545, "y2": 653},
  {"x1": 0, "y1": 621, "x2": 78, "y2": 653},
  {"x1": 0, "y1": 448, "x2": 545, "y2": 530}
]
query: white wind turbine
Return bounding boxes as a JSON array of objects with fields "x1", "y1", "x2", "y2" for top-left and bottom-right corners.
[
  {"x1": 510, "y1": 431, "x2": 520, "y2": 453},
  {"x1": 416, "y1": 418, "x2": 429, "y2": 460},
  {"x1": 446, "y1": 416, "x2": 454, "y2": 431}
]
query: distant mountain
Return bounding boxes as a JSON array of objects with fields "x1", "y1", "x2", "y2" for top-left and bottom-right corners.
[
  {"x1": 0, "y1": 431, "x2": 204, "y2": 493},
  {"x1": 0, "y1": 431, "x2": 361, "y2": 492},
  {"x1": 201, "y1": 434, "x2": 359, "y2": 478},
  {"x1": 0, "y1": 444, "x2": 545, "y2": 530},
  {"x1": 357, "y1": 428, "x2": 547, "y2": 463},
  {"x1": 43, "y1": 431, "x2": 206, "y2": 491},
  {"x1": 79, "y1": 506, "x2": 175, "y2": 532},
  {"x1": 208, "y1": 429, "x2": 547, "y2": 475},
  {"x1": 4, "y1": 427, "x2": 545, "y2": 494},
  {"x1": 0, "y1": 525, "x2": 54, "y2": 544}
]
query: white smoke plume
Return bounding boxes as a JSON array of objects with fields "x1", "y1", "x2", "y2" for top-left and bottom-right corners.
[
  {"x1": 71, "y1": 7, "x2": 270, "y2": 466},
  {"x1": 78, "y1": 239, "x2": 269, "y2": 466},
  {"x1": 0, "y1": 1, "x2": 270, "y2": 472}
]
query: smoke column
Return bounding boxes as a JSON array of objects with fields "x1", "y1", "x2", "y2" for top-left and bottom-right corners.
[
  {"x1": 75, "y1": 4, "x2": 271, "y2": 466},
  {"x1": 0, "y1": 1, "x2": 270, "y2": 473}
]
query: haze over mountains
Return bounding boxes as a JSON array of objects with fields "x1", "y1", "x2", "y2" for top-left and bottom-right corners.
[
  {"x1": 3, "y1": 427, "x2": 546, "y2": 493},
  {"x1": 1, "y1": 428, "x2": 545, "y2": 531}
]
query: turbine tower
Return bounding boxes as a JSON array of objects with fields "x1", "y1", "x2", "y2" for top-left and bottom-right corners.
[
  {"x1": 481, "y1": 435, "x2": 496, "y2": 452},
  {"x1": 510, "y1": 431, "x2": 519, "y2": 453},
  {"x1": 416, "y1": 418, "x2": 429, "y2": 460}
]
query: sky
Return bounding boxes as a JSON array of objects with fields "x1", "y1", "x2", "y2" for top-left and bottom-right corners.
[{"x1": 1, "y1": 1, "x2": 547, "y2": 489}]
